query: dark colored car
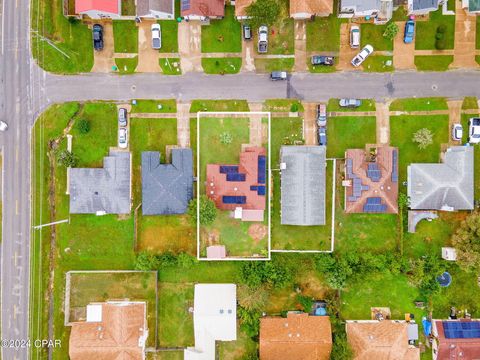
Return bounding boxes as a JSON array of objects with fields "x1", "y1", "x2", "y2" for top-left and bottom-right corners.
[
  {"x1": 243, "y1": 24, "x2": 252, "y2": 40},
  {"x1": 318, "y1": 127, "x2": 327, "y2": 145},
  {"x1": 311, "y1": 56, "x2": 334, "y2": 66},
  {"x1": 404, "y1": 20, "x2": 415, "y2": 44},
  {"x1": 93, "y1": 24, "x2": 104, "y2": 51},
  {"x1": 270, "y1": 71, "x2": 287, "y2": 81}
]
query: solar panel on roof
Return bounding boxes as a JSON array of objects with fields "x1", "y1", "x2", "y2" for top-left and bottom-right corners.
[
  {"x1": 257, "y1": 185, "x2": 266, "y2": 195},
  {"x1": 220, "y1": 166, "x2": 239, "y2": 174},
  {"x1": 226, "y1": 173, "x2": 245, "y2": 182},
  {"x1": 443, "y1": 321, "x2": 480, "y2": 339},
  {"x1": 250, "y1": 185, "x2": 258, "y2": 191},
  {"x1": 258, "y1": 156, "x2": 266, "y2": 184},
  {"x1": 222, "y1": 196, "x2": 246, "y2": 204},
  {"x1": 392, "y1": 150, "x2": 398, "y2": 182}
]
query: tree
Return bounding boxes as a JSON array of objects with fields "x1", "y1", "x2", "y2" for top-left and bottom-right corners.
[
  {"x1": 383, "y1": 22, "x2": 399, "y2": 40},
  {"x1": 238, "y1": 306, "x2": 261, "y2": 338},
  {"x1": 290, "y1": 103, "x2": 299, "y2": 113},
  {"x1": 177, "y1": 252, "x2": 197, "y2": 268},
  {"x1": 239, "y1": 261, "x2": 291, "y2": 289},
  {"x1": 451, "y1": 211, "x2": 480, "y2": 271},
  {"x1": 412, "y1": 128, "x2": 433, "y2": 149},
  {"x1": 246, "y1": 0, "x2": 280, "y2": 28},
  {"x1": 219, "y1": 131, "x2": 233, "y2": 145},
  {"x1": 77, "y1": 119, "x2": 90, "y2": 134},
  {"x1": 188, "y1": 195, "x2": 217, "y2": 226},
  {"x1": 56, "y1": 149, "x2": 78, "y2": 168},
  {"x1": 331, "y1": 333, "x2": 353, "y2": 360}
]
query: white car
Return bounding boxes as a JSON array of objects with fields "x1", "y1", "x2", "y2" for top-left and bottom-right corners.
[
  {"x1": 151, "y1": 23, "x2": 161, "y2": 50},
  {"x1": 469, "y1": 117, "x2": 480, "y2": 144},
  {"x1": 351, "y1": 44, "x2": 373, "y2": 67},
  {"x1": 350, "y1": 25, "x2": 360, "y2": 48},
  {"x1": 0, "y1": 120, "x2": 8, "y2": 131},
  {"x1": 118, "y1": 128, "x2": 128, "y2": 148},
  {"x1": 451, "y1": 124, "x2": 463, "y2": 141}
]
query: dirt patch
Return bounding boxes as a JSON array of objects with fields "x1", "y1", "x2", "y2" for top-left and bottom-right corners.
[
  {"x1": 297, "y1": 272, "x2": 328, "y2": 299},
  {"x1": 205, "y1": 229, "x2": 221, "y2": 246},
  {"x1": 137, "y1": 20, "x2": 161, "y2": 73},
  {"x1": 303, "y1": 102, "x2": 318, "y2": 145},
  {"x1": 248, "y1": 223, "x2": 267, "y2": 241}
]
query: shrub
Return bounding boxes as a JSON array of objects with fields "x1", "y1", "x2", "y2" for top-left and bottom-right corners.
[
  {"x1": 435, "y1": 39, "x2": 446, "y2": 50},
  {"x1": 188, "y1": 195, "x2": 217, "y2": 226},
  {"x1": 435, "y1": 32, "x2": 444, "y2": 40},
  {"x1": 77, "y1": 119, "x2": 90, "y2": 134},
  {"x1": 134, "y1": 252, "x2": 159, "y2": 270},
  {"x1": 239, "y1": 261, "x2": 292, "y2": 289},
  {"x1": 383, "y1": 22, "x2": 399, "y2": 40},
  {"x1": 56, "y1": 149, "x2": 78, "y2": 168},
  {"x1": 238, "y1": 307, "x2": 261, "y2": 338},
  {"x1": 290, "y1": 103, "x2": 299, "y2": 112},
  {"x1": 412, "y1": 128, "x2": 433, "y2": 149},
  {"x1": 296, "y1": 294, "x2": 314, "y2": 312},
  {"x1": 219, "y1": 131, "x2": 233, "y2": 144},
  {"x1": 437, "y1": 24, "x2": 446, "y2": 33}
]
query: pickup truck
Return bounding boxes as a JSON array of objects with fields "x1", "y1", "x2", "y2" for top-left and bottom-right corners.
[{"x1": 258, "y1": 26, "x2": 268, "y2": 53}]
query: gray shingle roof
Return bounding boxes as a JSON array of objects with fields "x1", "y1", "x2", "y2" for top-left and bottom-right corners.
[
  {"x1": 141, "y1": 149, "x2": 193, "y2": 215},
  {"x1": 280, "y1": 146, "x2": 326, "y2": 226},
  {"x1": 340, "y1": 0, "x2": 380, "y2": 12},
  {"x1": 412, "y1": 0, "x2": 438, "y2": 11},
  {"x1": 69, "y1": 150, "x2": 131, "y2": 214},
  {"x1": 407, "y1": 146, "x2": 474, "y2": 211},
  {"x1": 137, "y1": 0, "x2": 174, "y2": 17}
]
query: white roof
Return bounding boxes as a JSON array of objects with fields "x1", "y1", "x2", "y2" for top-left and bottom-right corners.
[
  {"x1": 184, "y1": 284, "x2": 237, "y2": 360},
  {"x1": 86, "y1": 304, "x2": 103, "y2": 322}
]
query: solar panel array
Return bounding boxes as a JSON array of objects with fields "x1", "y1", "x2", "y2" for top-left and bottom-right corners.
[
  {"x1": 367, "y1": 163, "x2": 381, "y2": 182},
  {"x1": 220, "y1": 166, "x2": 239, "y2": 174},
  {"x1": 226, "y1": 173, "x2": 246, "y2": 182},
  {"x1": 222, "y1": 195, "x2": 246, "y2": 204},
  {"x1": 363, "y1": 197, "x2": 387, "y2": 213},
  {"x1": 258, "y1": 156, "x2": 266, "y2": 184},
  {"x1": 250, "y1": 185, "x2": 266, "y2": 196},
  {"x1": 391, "y1": 150, "x2": 398, "y2": 183},
  {"x1": 443, "y1": 321, "x2": 480, "y2": 339},
  {"x1": 346, "y1": 158, "x2": 369, "y2": 202}
]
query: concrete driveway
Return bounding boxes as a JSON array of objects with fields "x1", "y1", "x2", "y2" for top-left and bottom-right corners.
[
  {"x1": 91, "y1": 21, "x2": 115, "y2": 73},
  {"x1": 338, "y1": 23, "x2": 361, "y2": 71},
  {"x1": 451, "y1": 0, "x2": 478, "y2": 69},
  {"x1": 137, "y1": 20, "x2": 161, "y2": 72},
  {"x1": 303, "y1": 102, "x2": 317, "y2": 145},
  {"x1": 178, "y1": 21, "x2": 202, "y2": 73},
  {"x1": 241, "y1": 39, "x2": 255, "y2": 72},
  {"x1": 393, "y1": 22, "x2": 415, "y2": 70},
  {"x1": 294, "y1": 20, "x2": 307, "y2": 72}
]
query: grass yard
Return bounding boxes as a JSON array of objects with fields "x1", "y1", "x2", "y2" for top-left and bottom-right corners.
[
  {"x1": 254, "y1": 58, "x2": 295, "y2": 72},
  {"x1": 390, "y1": 115, "x2": 449, "y2": 183},
  {"x1": 160, "y1": 58, "x2": 182, "y2": 75},
  {"x1": 264, "y1": 99, "x2": 304, "y2": 112},
  {"x1": 327, "y1": 98, "x2": 376, "y2": 112},
  {"x1": 462, "y1": 96, "x2": 478, "y2": 110},
  {"x1": 218, "y1": 324, "x2": 258, "y2": 360},
  {"x1": 158, "y1": 21, "x2": 178, "y2": 53},
  {"x1": 306, "y1": 15, "x2": 341, "y2": 52},
  {"x1": 147, "y1": 352, "x2": 184, "y2": 360},
  {"x1": 477, "y1": 16, "x2": 480, "y2": 49},
  {"x1": 202, "y1": 57, "x2": 242, "y2": 74},
  {"x1": 362, "y1": 55, "x2": 394, "y2": 72},
  {"x1": 391, "y1": 6, "x2": 408, "y2": 21},
  {"x1": 415, "y1": 10, "x2": 455, "y2": 50},
  {"x1": 31, "y1": 0, "x2": 93, "y2": 73},
  {"x1": 267, "y1": 19, "x2": 295, "y2": 55},
  {"x1": 131, "y1": 99, "x2": 177, "y2": 113},
  {"x1": 190, "y1": 100, "x2": 249, "y2": 112},
  {"x1": 415, "y1": 55, "x2": 453, "y2": 71},
  {"x1": 113, "y1": 21, "x2": 139, "y2": 53},
  {"x1": 326, "y1": 116, "x2": 377, "y2": 158},
  {"x1": 201, "y1": 6, "x2": 241, "y2": 53},
  {"x1": 308, "y1": 62, "x2": 337, "y2": 73},
  {"x1": 115, "y1": 57, "x2": 138, "y2": 74},
  {"x1": 477, "y1": 55, "x2": 480, "y2": 65},
  {"x1": 360, "y1": 23, "x2": 393, "y2": 51},
  {"x1": 389, "y1": 97, "x2": 448, "y2": 112}
]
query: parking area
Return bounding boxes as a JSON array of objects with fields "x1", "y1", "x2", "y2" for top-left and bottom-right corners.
[
  {"x1": 178, "y1": 21, "x2": 202, "y2": 73},
  {"x1": 136, "y1": 20, "x2": 161, "y2": 73},
  {"x1": 393, "y1": 21, "x2": 415, "y2": 70},
  {"x1": 91, "y1": 21, "x2": 115, "y2": 73},
  {"x1": 338, "y1": 23, "x2": 361, "y2": 71}
]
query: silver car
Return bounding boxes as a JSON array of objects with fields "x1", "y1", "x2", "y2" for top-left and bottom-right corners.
[
  {"x1": 118, "y1": 108, "x2": 127, "y2": 127},
  {"x1": 118, "y1": 128, "x2": 128, "y2": 149},
  {"x1": 339, "y1": 98, "x2": 362, "y2": 108}
]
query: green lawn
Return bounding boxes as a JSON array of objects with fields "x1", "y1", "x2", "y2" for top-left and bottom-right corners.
[
  {"x1": 254, "y1": 58, "x2": 294, "y2": 72},
  {"x1": 131, "y1": 99, "x2": 177, "y2": 113},
  {"x1": 360, "y1": 23, "x2": 393, "y2": 51},
  {"x1": 415, "y1": 10, "x2": 455, "y2": 50},
  {"x1": 267, "y1": 18, "x2": 295, "y2": 55},
  {"x1": 389, "y1": 97, "x2": 448, "y2": 112},
  {"x1": 462, "y1": 97, "x2": 478, "y2": 110},
  {"x1": 362, "y1": 55, "x2": 394, "y2": 72},
  {"x1": 201, "y1": 6, "x2": 241, "y2": 53},
  {"x1": 308, "y1": 62, "x2": 338, "y2": 73},
  {"x1": 113, "y1": 21, "x2": 139, "y2": 53},
  {"x1": 202, "y1": 57, "x2": 242, "y2": 74},
  {"x1": 327, "y1": 99, "x2": 376, "y2": 112},
  {"x1": 326, "y1": 116, "x2": 377, "y2": 158},
  {"x1": 115, "y1": 57, "x2": 138, "y2": 74},
  {"x1": 306, "y1": 15, "x2": 341, "y2": 52},
  {"x1": 415, "y1": 55, "x2": 453, "y2": 71},
  {"x1": 190, "y1": 100, "x2": 249, "y2": 112},
  {"x1": 158, "y1": 21, "x2": 178, "y2": 53},
  {"x1": 264, "y1": 99, "x2": 304, "y2": 112},
  {"x1": 477, "y1": 16, "x2": 480, "y2": 49},
  {"x1": 31, "y1": 0, "x2": 93, "y2": 73},
  {"x1": 160, "y1": 58, "x2": 182, "y2": 75}
]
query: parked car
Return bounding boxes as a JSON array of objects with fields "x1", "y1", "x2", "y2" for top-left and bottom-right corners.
[
  {"x1": 311, "y1": 56, "x2": 334, "y2": 66},
  {"x1": 350, "y1": 25, "x2": 360, "y2": 48},
  {"x1": 316, "y1": 104, "x2": 327, "y2": 127},
  {"x1": 270, "y1": 71, "x2": 287, "y2": 81},
  {"x1": 118, "y1": 108, "x2": 128, "y2": 127},
  {"x1": 151, "y1": 23, "x2": 161, "y2": 49},
  {"x1": 92, "y1": 24, "x2": 104, "y2": 51},
  {"x1": 258, "y1": 26, "x2": 268, "y2": 53},
  {"x1": 469, "y1": 117, "x2": 480, "y2": 144},
  {"x1": 404, "y1": 19, "x2": 415, "y2": 44},
  {"x1": 243, "y1": 24, "x2": 252, "y2": 40},
  {"x1": 339, "y1": 98, "x2": 362, "y2": 108},
  {"x1": 317, "y1": 127, "x2": 327, "y2": 145},
  {"x1": 118, "y1": 128, "x2": 128, "y2": 149},
  {"x1": 351, "y1": 44, "x2": 373, "y2": 67},
  {"x1": 451, "y1": 123, "x2": 463, "y2": 141},
  {"x1": 0, "y1": 120, "x2": 8, "y2": 132}
]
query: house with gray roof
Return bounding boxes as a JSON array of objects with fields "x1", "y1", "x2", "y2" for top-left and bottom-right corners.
[
  {"x1": 280, "y1": 146, "x2": 326, "y2": 226},
  {"x1": 69, "y1": 150, "x2": 131, "y2": 214},
  {"x1": 141, "y1": 149, "x2": 194, "y2": 215},
  {"x1": 338, "y1": 0, "x2": 393, "y2": 24},
  {"x1": 407, "y1": 146, "x2": 474, "y2": 211},
  {"x1": 408, "y1": 0, "x2": 439, "y2": 15},
  {"x1": 136, "y1": 0, "x2": 174, "y2": 19},
  {"x1": 464, "y1": 0, "x2": 480, "y2": 12}
]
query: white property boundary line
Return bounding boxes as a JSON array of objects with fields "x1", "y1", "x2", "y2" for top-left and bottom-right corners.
[{"x1": 196, "y1": 111, "x2": 272, "y2": 261}]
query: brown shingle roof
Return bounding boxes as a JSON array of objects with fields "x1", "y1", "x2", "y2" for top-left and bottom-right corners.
[
  {"x1": 181, "y1": 0, "x2": 225, "y2": 17},
  {"x1": 260, "y1": 313, "x2": 332, "y2": 360},
  {"x1": 289, "y1": 0, "x2": 333, "y2": 17},
  {"x1": 346, "y1": 321, "x2": 420, "y2": 360},
  {"x1": 69, "y1": 302, "x2": 147, "y2": 360},
  {"x1": 435, "y1": 320, "x2": 480, "y2": 360}
]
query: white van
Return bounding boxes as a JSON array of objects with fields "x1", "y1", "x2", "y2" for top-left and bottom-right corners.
[{"x1": 350, "y1": 25, "x2": 360, "y2": 49}]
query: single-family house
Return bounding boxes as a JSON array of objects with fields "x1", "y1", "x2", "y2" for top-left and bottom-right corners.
[
  {"x1": 69, "y1": 150, "x2": 131, "y2": 215},
  {"x1": 184, "y1": 284, "x2": 237, "y2": 360},
  {"x1": 206, "y1": 146, "x2": 266, "y2": 222},
  {"x1": 279, "y1": 146, "x2": 326, "y2": 226},
  {"x1": 344, "y1": 145, "x2": 398, "y2": 214},
  {"x1": 74, "y1": 0, "x2": 121, "y2": 18},
  {"x1": 260, "y1": 312, "x2": 333, "y2": 360},
  {"x1": 408, "y1": 0, "x2": 440, "y2": 15},
  {"x1": 346, "y1": 320, "x2": 420, "y2": 359},
  {"x1": 137, "y1": 0, "x2": 175, "y2": 19},
  {"x1": 69, "y1": 301, "x2": 148, "y2": 360},
  {"x1": 181, "y1": 0, "x2": 225, "y2": 20},
  {"x1": 407, "y1": 146, "x2": 474, "y2": 211},
  {"x1": 290, "y1": 0, "x2": 333, "y2": 19},
  {"x1": 432, "y1": 319, "x2": 480, "y2": 359},
  {"x1": 141, "y1": 149, "x2": 194, "y2": 215},
  {"x1": 338, "y1": 0, "x2": 393, "y2": 24}
]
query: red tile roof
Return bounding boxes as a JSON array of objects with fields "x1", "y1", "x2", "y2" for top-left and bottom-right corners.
[
  {"x1": 434, "y1": 320, "x2": 480, "y2": 360},
  {"x1": 181, "y1": 0, "x2": 225, "y2": 17},
  {"x1": 75, "y1": 0, "x2": 119, "y2": 15}
]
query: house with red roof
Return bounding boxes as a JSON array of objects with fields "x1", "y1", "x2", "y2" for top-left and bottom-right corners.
[
  {"x1": 74, "y1": 0, "x2": 121, "y2": 19},
  {"x1": 432, "y1": 319, "x2": 480, "y2": 359}
]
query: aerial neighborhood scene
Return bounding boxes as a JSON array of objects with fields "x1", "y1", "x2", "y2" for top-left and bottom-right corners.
[{"x1": 3, "y1": 0, "x2": 480, "y2": 357}]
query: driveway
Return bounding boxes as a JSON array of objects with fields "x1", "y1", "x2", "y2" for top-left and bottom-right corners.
[
  {"x1": 177, "y1": 102, "x2": 191, "y2": 147},
  {"x1": 338, "y1": 23, "x2": 360, "y2": 71},
  {"x1": 447, "y1": 100, "x2": 462, "y2": 145},
  {"x1": 393, "y1": 22, "x2": 415, "y2": 70},
  {"x1": 303, "y1": 102, "x2": 317, "y2": 145},
  {"x1": 241, "y1": 39, "x2": 255, "y2": 72},
  {"x1": 91, "y1": 21, "x2": 115, "y2": 73},
  {"x1": 178, "y1": 21, "x2": 202, "y2": 73},
  {"x1": 375, "y1": 102, "x2": 390, "y2": 145},
  {"x1": 294, "y1": 20, "x2": 307, "y2": 72},
  {"x1": 451, "y1": 0, "x2": 478, "y2": 69},
  {"x1": 137, "y1": 20, "x2": 161, "y2": 73}
]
